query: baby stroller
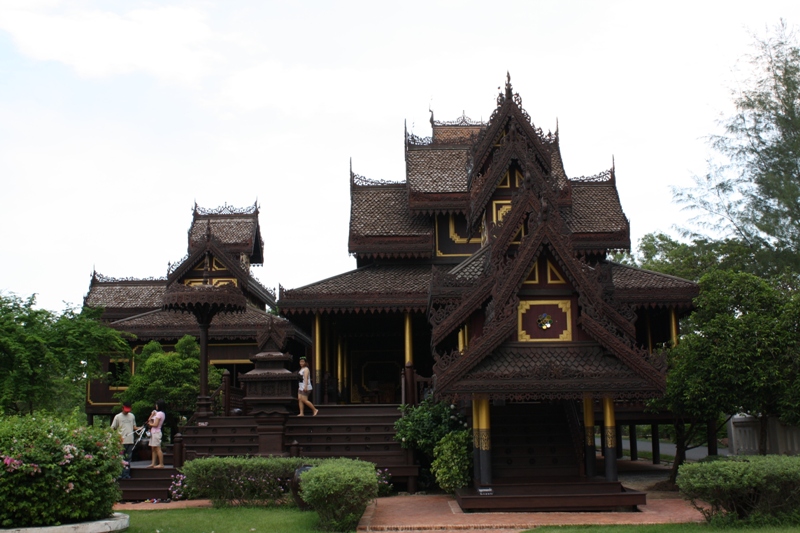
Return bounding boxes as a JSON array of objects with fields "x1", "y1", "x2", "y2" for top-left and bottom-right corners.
[{"x1": 120, "y1": 427, "x2": 148, "y2": 478}]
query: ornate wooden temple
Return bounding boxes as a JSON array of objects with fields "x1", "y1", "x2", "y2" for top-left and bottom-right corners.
[
  {"x1": 86, "y1": 77, "x2": 699, "y2": 510},
  {"x1": 278, "y1": 76, "x2": 698, "y2": 510}
]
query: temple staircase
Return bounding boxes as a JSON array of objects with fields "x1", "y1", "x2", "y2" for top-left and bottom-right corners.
[{"x1": 284, "y1": 404, "x2": 417, "y2": 487}]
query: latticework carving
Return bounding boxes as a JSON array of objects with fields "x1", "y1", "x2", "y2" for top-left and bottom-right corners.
[
  {"x1": 93, "y1": 272, "x2": 166, "y2": 283},
  {"x1": 351, "y1": 173, "x2": 405, "y2": 187},
  {"x1": 194, "y1": 202, "x2": 258, "y2": 216}
]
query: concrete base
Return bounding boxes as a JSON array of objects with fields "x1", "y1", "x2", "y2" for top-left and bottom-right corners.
[{"x1": 2, "y1": 513, "x2": 129, "y2": 533}]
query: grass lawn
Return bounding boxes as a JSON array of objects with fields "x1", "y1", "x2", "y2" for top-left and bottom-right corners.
[
  {"x1": 124, "y1": 507, "x2": 319, "y2": 533},
  {"x1": 123, "y1": 507, "x2": 800, "y2": 533}
]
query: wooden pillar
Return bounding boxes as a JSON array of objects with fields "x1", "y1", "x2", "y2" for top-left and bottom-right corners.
[
  {"x1": 651, "y1": 424, "x2": 661, "y2": 464},
  {"x1": 603, "y1": 397, "x2": 618, "y2": 481},
  {"x1": 583, "y1": 394, "x2": 596, "y2": 477},
  {"x1": 196, "y1": 320, "x2": 212, "y2": 418},
  {"x1": 313, "y1": 313, "x2": 322, "y2": 405},
  {"x1": 473, "y1": 395, "x2": 492, "y2": 487},
  {"x1": 629, "y1": 424, "x2": 638, "y2": 461},
  {"x1": 404, "y1": 312, "x2": 415, "y2": 404},
  {"x1": 615, "y1": 424, "x2": 624, "y2": 459}
]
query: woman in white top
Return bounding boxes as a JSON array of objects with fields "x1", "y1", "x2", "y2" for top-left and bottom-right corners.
[{"x1": 297, "y1": 357, "x2": 318, "y2": 416}]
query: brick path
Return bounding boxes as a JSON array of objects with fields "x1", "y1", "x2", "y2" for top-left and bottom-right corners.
[{"x1": 356, "y1": 493, "x2": 704, "y2": 532}]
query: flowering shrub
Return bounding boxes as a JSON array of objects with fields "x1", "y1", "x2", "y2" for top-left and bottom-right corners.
[
  {"x1": 181, "y1": 456, "x2": 321, "y2": 507},
  {"x1": 169, "y1": 473, "x2": 188, "y2": 501},
  {"x1": 0, "y1": 412, "x2": 122, "y2": 528},
  {"x1": 394, "y1": 398, "x2": 468, "y2": 460},
  {"x1": 375, "y1": 467, "x2": 393, "y2": 496}
]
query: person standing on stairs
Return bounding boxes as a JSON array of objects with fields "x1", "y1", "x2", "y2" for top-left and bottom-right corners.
[
  {"x1": 111, "y1": 401, "x2": 140, "y2": 479},
  {"x1": 147, "y1": 400, "x2": 166, "y2": 468},
  {"x1": 298, "y1": 357, "x2": 318, "y2": 416}
]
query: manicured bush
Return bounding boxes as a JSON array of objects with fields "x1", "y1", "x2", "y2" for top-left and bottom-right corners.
[
  {"x1": 678, "y1": 455, "x2": 800, "y2": 526},
  {"x1": 181, "y1": 456, "x2": 321, "y2": 506},
  {"x1": 300, "y1": 458, "x2": 378, "y2": 532},
  {"x1": 431, "y1": 429, "x2": 472, "y2": 493},
  {"x1": 0, "y1": 412, "x2": 122, "y2": 528}
]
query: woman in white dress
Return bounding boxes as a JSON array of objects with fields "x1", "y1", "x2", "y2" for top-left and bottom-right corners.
[{"x1": 297, "y1": 357, "x2": 318, "y2": 416}]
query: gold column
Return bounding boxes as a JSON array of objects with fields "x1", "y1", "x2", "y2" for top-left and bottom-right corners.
[
  {"x1": 404, "y1": 312, "x2": 413, "y2": 365},
  {"x1": 337, "y1": 338, "x2": 344, "y2": 396},
  {"x1": 314, "y1": 313, "x2": 322, "y2": 404},
  {"x1": 458, "y1": 327, "x2": 465, "y2": 352},
  {"x1": 603, "y1": 397, "x2": 617, "y2": 481},
  {"x1": 475, "y1": 395, "x2": 492, "y2": 485},
  {"x1": 670, "y1": 308, "x2": 679, "y2": 346}
]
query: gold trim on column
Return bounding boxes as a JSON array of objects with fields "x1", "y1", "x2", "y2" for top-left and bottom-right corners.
[
  {"x1": 458, "y1": 328, "x2": 465, "y2": 352},
  {"x1": 603, "y1": 397, "x2": 616, "y2": 448},
  {"x1": 477, "y1": 429, "x2": 491, "y2": 451},
  {"x1": 605, "y1": 426, "x2": 617, "y2": 449},
  {"x1": 404, "y1": 312, "x2": 413, "y2": 365}
]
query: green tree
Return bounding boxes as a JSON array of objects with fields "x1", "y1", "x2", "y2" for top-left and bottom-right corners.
[
  {"x1": 654, "y1": 271, "x2": 800, "y2": 483},
  {"x1": 0, "y1": 293, "x2": 132, "y2": 415},
  {"x1": 119, "y1": 335, "x2": 222, "y2": 439},
  {"x1": 673, "y1": 20, "x2": 800, "y2": 274}
]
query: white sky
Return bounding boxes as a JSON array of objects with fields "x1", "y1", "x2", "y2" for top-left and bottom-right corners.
[{"x1": 1, "y1": 1, "x2": 798, "y2": 312}]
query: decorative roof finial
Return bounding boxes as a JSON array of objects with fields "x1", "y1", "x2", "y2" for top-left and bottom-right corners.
[
  {"x1": 429, "y1": 106, "x2": 435, "y2": 128},
  {"x1": 505, "y1": 71, "x2": 513, "y2": 100}
]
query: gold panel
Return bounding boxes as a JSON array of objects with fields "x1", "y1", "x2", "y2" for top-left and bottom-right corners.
[
  {"x1": 435, "y1": 214, "x2": 474, "y2": 257},
  {"x1": 212, "y1": 257, "x2": 226, "y2": 271},
  {"x1": 448, "y1": 214, "x2": 481, "y2": 245},
  {"x1": 546, "y1": 260, "x2": 567, "y2": 284},
  {"x1": 184, "y1": 278, "x2": 238, "y2": 287},
  {"x1": 518, "y1": 300, "x2": 572, "y2": 342},
  {"x1": 523, "y1": 262, "x2": 539, "y2": 285},
  {"x1": 497, "y1": 171, "x2": 510, "y2": 188},
  {"x1": 492, "y1": 200, "x2": 512, "y2": 224}
]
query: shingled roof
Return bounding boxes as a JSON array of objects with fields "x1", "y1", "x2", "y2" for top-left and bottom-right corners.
[
  {"x1": 84, "y1": 273, "x2": 166, "y2": 322},
  {"x1": 445, "y1": 344, "x2": 664, "y2": 400},
  {"x1": 189, "y1": 203, "x2": 264, "y2": 264},
  {"x1": 406, "y1": 148, "x2": 470, "y2": 194},
  {"x1": 610, "y1": 262, "x2": 699, "y2": 307},
  {"x1": 279, "y1": 264, "x2": 432, "y2": 314},
  {"x1": 349, "y1": 181, "x2": 433, "y2": 258},
  {"x1": 110, "y1": 304, "x2": 300, "y2": 343}
]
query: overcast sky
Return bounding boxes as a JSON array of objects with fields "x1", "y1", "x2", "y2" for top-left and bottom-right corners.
[{"x1": 1, "y1": 1, "x2": 798, "y2": 312}]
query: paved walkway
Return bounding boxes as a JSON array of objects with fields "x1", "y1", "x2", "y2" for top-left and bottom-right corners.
[{"x1": 357, "y1": 494, "x2": 703, "y2": 532}]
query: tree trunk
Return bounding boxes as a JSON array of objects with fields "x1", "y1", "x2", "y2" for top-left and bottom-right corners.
[
  {"x1": 759, "y1": 413, "x2": 769, "y2": 455},
  {"x1": 669, "y1": 421, "x2": 687, "y2": 485}
]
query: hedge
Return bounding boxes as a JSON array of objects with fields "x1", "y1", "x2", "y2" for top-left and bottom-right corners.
[{"x1": 678, "y1": 455, "x2": 800, "y2": 526}]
